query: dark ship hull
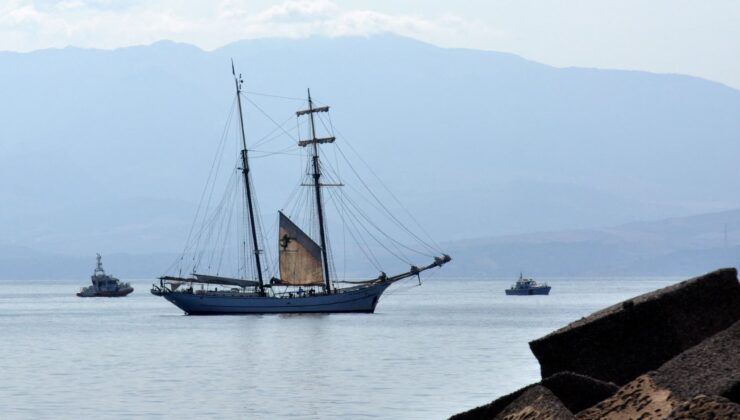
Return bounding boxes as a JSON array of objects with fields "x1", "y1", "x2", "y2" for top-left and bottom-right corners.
[
  {"x1": 162, "y1": 283, "x2": 391, "y2": 315},
  {"x1": 77, "y1": 287, "x2": 134, "y2": 297},
  {"x1": 157, "y1": 282, "x2": 391, "y2": 315},
  {"x1": 505, "y1": 285, "x2": 551, "y2": 296}
]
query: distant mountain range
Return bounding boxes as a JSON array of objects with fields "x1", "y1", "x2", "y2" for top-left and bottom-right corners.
[
  {"x1": 0, "y1": 246, "x2": 174, "y2": 280},
  {"x1": 3, "y1": 209, "x2": 739, "y2": 279},
  {"x1": 444, "y1": 209, "x2": 740, "y2": 278},
  {"x1": 1, "y1": 35, "x2": 739, "y2": 273}
]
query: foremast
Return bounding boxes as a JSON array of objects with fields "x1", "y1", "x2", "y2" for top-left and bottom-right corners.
[
  {"x1": 232, "y1": 62, "x2": 265, "y2": 294},
  {"x1": 297, "y1": 90, "x2": 335, "y2": 293}
]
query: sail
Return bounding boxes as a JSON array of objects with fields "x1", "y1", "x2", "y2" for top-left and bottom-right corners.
[{"x1": 278, "y1": 211, "x2": 324, "y2": 286}]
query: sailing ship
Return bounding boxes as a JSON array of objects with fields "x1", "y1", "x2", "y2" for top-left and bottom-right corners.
[
  {"x1": 505, "y1": 273, "x2": 551, "y2": 295},
  {"x1": 78, "y1": 254, "x2": 134, "y2": 297},
  {"x1": 151, "y1": 65, "x2": 450, "y2": 314}
]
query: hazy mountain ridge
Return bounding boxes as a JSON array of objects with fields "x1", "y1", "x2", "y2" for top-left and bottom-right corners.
[
  {"x1": 444, "y1": 209, "x2": 740, "y2": 277},
  {"x1": 2, "y1": 35, "x2": 739, "y2": 268},
  {"x1": 3, "y1": 209, "x2": 739, "y2": 280}
]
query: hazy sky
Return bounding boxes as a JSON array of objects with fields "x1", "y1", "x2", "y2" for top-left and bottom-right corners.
[{"x1": 2, "y1": 0, "x2": 739, "y2": 89}]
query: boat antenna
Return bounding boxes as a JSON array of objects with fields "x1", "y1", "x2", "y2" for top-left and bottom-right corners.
[
  {"x1": 95, "y1": 253, "x2": 105, "y2": 275},
  {"x1": 297, "y1": 89, "x2": 335, "y2": 293},
  {"x1": 232, "y1": 59, "x2": 265, "y2": 294}
]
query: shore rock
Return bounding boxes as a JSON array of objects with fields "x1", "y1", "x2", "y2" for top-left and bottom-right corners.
[
  {"x1": 539, "y1": 372, "x2": 619, "y2": 413},
  {"x1": 666, "y1": 395, "x2": 740, "y2": 419},
  {"x1": 575, "y1": 374, "x2": 675, "y2": 419},
  {"x1": 652, "y1": 320, "x2": 740, "y2": 402},
  {"x1": 529, "y1": 268, "x2": 740, "y2": 385},
  {"x1": 450, "y1": 372, "x2": 617, "y2": 420},
  {"x1": 494, "y1": 385, "x2": 574, "y2": 420},
  {"x1": 576, "y1": 319, "x2": 740, "y2": 419}
]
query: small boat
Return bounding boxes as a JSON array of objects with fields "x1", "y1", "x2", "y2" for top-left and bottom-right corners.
[
  {"x1": 505, "y1": 273, "x2": 550, "y2": 295},
  {"x1": 77, "y1": 254, "x2": 133, "y2": 297}
]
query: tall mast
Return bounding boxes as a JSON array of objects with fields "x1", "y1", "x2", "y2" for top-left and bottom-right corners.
[
  {"x1": 297, "y1": 89, "x2": 335, "y2": 292},
  {"x1": 232, "y1": 61, "x2": 264, "y2": 293}
]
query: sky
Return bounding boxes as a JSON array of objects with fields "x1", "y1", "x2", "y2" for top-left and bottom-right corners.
[{"x1": 1, "y1": 0, "x2": 739, "y2": 89}]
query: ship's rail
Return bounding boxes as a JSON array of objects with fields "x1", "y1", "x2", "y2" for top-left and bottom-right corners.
[{"x1": 153, "y1": 255, "x2": 452, "y2": 298}]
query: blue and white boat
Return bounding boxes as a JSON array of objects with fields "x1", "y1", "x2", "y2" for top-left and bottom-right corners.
[
  {"x1": 505, "y1": 273, "x2": 551, "y2": 295},
  {"x1": 151, "y1": 64, "x2": 451, "y2": 314}
]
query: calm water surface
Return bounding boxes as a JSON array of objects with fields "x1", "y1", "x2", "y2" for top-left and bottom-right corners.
[{"x1": 0, "y1": 276, "x2": 677, "y2": 419}]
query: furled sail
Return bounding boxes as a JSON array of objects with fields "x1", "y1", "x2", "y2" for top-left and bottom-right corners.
[
  {"x1": 193, "y1": 274, "x2": 259, "y2": 288},
  {"x1": 278, "y1": 211, "x2": 324, "y2": 286}
]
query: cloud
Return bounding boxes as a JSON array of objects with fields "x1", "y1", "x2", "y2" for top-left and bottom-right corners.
[
  {"x1": 234, "y1": 0, "x2": 477, "y2": 44},
  {"x1": 256, "y1": 0, "x2": 339, "y2": 23},
  {"x1": 0, "y1": 0, "x2": 474, "y2": 51},
  {"x1": 1, "y1": 2, "x2": 45, "y2": 26},
  {"x1": 329, "y1": 10, "x2": 454, "y2": 38},
  {"x1": 57, "y1": 1, "x2": 85, "y2": 11}
]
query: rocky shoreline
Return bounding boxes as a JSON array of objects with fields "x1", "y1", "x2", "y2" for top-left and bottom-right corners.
[{"x1": 451, "y1": 268, "x2": 740, "y2": 419}]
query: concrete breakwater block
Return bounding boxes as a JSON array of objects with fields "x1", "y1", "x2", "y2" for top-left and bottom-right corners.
[
  {"x1": 576, "y1": 319, "x2": 740, "y2": 419},
  {"x1": 652, "y1": 319, "x2": 740, "y2": 402},
  {"x1": 493, "y1": 385, "x2": 574, "y2": 420},
  {"x1": 450, "y1": 372, "x2": 618, "y2": 420},
  {"x1": 665, "y1": 395, "x2": 740, "y2": 419},
  {"x1": 529, "y1": 268, "x2": 740, "y2": 385}
]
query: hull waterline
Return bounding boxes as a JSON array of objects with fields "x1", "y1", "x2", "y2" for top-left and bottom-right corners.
[
  {"x1": 77, "y1": 288, "x2": 134, "y2": 297},
  {"x1": 161, "y1": 282, "x2": 393, "y2": 315},
  {"x1": 77, "y1": 289, "x2": 134, "y2": 297},
  {"x1": 505, "y1": 286, "x2": 551, "y2": 296}
]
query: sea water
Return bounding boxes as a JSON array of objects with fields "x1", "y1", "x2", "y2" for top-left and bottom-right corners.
[{"x1": 0, "y1": 276, "x2": 677, "y2": 419}]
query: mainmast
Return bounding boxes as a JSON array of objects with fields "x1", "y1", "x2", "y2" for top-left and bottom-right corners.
[
  {"x1": 232, "y1": 62, "x2": 265, "y2": 294},
  {"x1": 297, "y1": 89, "x2": 335, "y2": 292}
]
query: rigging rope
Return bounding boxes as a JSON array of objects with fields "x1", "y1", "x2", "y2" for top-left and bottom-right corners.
[
  {"x1": 334, "y1": 142, "x2": 442, "y2": 256},
  {"x1": 322, "y1": 162, "x2": 434, "y2": 259},
  {"x1": 250, "y1": 113, "x2": 296, "y2": 149},
  {"x1": 327, "y1": 114, "x2": 444, "y2": 254},
  {"x1": 243, "y1": 91, "x2": 306, "y2": 102},
  {"x1": 166, "y1": 98, "x2": 238, "y2": 275},
  {"x1": 243, "y1": 94, "x2": 299, "y2": 144},
  {"x1": 327, "y1": 187, "x2": 383, "y2": 271},
  {"x1": 327, "y1": 186, "x2": 411, "y2": 265}
]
